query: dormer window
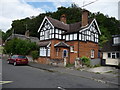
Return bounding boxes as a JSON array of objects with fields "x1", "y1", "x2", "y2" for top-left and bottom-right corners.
[{"x1": 113, "y1": 37, "x2": 120, "y2": 44}]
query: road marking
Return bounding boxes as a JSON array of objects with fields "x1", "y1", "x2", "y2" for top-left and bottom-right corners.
[
  {"x1": 58, "y1": 86, "x2": 66, "y2": 90},
  {"x1": 0, "y1": 81, "x2": 13, "y2": 85}
]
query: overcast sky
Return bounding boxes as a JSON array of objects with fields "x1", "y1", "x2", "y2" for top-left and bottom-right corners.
[{"x1": 0, "y1": 0, "x2": 119, "y2": 32}]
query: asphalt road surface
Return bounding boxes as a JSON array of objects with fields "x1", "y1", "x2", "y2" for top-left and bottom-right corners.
[{"x1": 2, "y1": 56, "x2": 118, "y2": 89}]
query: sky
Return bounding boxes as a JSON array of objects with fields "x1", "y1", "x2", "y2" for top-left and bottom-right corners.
[{"x1": 0, "y1": 0, "x2": 119, "y2": 32}]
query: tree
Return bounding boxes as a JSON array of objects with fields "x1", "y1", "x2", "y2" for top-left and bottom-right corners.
[{"x1": 4, "y1": 38, "x2": 38, "y2": 55}]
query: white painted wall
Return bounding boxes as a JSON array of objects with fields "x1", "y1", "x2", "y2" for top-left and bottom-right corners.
[{"x1": 103, "y1": 52, "x2": 120, "y2": 65}]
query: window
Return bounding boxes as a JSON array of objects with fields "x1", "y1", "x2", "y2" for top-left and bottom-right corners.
[
  {"x1": 45, "y1": 31, "x2": 49, "y2": 39},
  {"x1": 116, "y1": 53, "x2": 120, "y2": 58},
  {"x1": 70, "y1": 46, "x2": 74, "y2": 52},
  {"x1": 52, "y1": 34, "x2": 54, "y2": 38},
  {"x1": 56, "y1": 29, "x2": 59, "y2": 33},
  {"x1": 66, "y1": 35, "x2": 69, "y2": 41},
  {"x1": 74, "y1": 33, "x2": 77, "y2": 40},
  {"x1": 113, "y1": 37, "x2": 120, "y2": 44},
  {"x1": 59, "y1": 35, "x2": 61, "y2": 39},
  {"x1": 70, "y1": 34, "x2": 73, "y2": 40},
  {"x1": 91, "y1": 50, "x2": 94, "y2": 58},
  {"x1": 82, "y1": 34, "x2": 84, "y2": 41},
  {"x1": 47, "y1": 48, "x2": 50, "y2": 56},
  {"x1": 91, "y1": 33, "x2": 94, "y2": 41},
  {"x1": 55, "y1": 34, "x2": 59, "y2": 38},
  {"x1": 108, "y1": 53, "x2": 111, "y2": 58},
  {"x1": 63, "y1": 35, "x2": 65, "y2": 39},
  {"x1": 40, "y1": 47, "x2": 50, "y2": 56},
  {"x1": 111, "y1": 53, "x2": 116, "y2": 59},
  {"x1": 79, "y1": 34, "x2": 81, "y2": 40},
  {"x1": 63, "y1": 50, "x2": 68, "y2": 57},
  {"x1": 107, "y1": 52, "x2": 120, "y2": 59}
]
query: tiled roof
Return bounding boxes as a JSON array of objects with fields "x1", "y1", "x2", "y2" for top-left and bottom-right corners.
[
  {"x1": 54, "y1": 42, "x2": 70, "y2": 48},
  {"x1": 47, "y1": 16, "x2": 69, "y2": 31},
  {"x1": 101, "y1": 38, "x2": 120, "y2": 52},
  {"x1": 6, "y1": 34, "x2": 39, "y2": 43},
  {"x1": 38, "y1": 41, "x2": 51, "y2": 47},
  {"x1": 47, "y1": 16, "x2": 93, "y2": 33}
]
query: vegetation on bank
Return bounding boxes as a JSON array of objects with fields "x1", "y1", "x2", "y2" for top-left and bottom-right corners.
[
  {"x1": 3, "y1": 38, "x2": 39, "y2": 57},
  {"x1": 1, "y1": 4, "x2": 120, "y2": 48}
]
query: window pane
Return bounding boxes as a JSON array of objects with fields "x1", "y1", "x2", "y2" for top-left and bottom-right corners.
[
  {"x1": 108, "y1": 53, "x2": 111, "y2": 58},
  {"x1": 79, "y1": 34, "x2": 81, "y2": 40},
  {"x1": 70, "y1": 34, "x2": 73, "y2": 40},
  {"x1": 74, "y1": 34, "x2": 77, "y2": 40},
  {"x1": 66, "y1": 35, "x2": 69, "y2": 40},
  {"x1": 116, "y1": 52, "x2": 120, "y2": 58}
]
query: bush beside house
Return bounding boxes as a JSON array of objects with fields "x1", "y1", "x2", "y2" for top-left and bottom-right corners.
[{"x1": 4, "y1": 38, "x2": 39, "y2": 59}]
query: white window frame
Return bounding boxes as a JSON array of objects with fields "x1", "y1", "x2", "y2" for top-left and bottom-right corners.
[
  {"x1": 91, "y1": 50, "x2": 94, "y2": 58},
  {"x1": 114, "y1": 37, "x2": 119, "y2": 44}
]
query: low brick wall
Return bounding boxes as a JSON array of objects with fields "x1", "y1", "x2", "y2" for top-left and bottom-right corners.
[{"x1": 37, "y1": 57, "x2": 49, "y2": 64}]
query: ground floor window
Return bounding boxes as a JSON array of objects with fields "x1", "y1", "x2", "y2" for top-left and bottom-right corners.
[
  {"x1": 107, "y1": 52, "x2": 120, "y2": 59},
  {"x1": 91, "y1": 49, "x2": 94, "y2": 58},
  {"x1": 40, "y1": 47, "x2": 50, "y2": 56}
]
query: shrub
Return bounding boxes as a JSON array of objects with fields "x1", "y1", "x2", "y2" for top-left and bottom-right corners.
[
  {"x1": 4, "y1": 38, "x2": 38, "y2": 55},
  {"x1": 80, "y1": 56, "x2": 90, "y2": 67},
  {"x1": 30, "y1": 50, "x2": 39, "y2": 60}
]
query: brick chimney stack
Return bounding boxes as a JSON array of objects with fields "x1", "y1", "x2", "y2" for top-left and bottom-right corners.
[
  {"x1": 60, "y1": 14, "x2": 67, "y2": 24},
  {"x1": 82, "y1": 10, "x2": 89, "y2": 27}
]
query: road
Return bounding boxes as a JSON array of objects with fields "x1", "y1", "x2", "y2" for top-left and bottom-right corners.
[{"x1": 2, "y1": 56, "x2": 118, "y2": 89}]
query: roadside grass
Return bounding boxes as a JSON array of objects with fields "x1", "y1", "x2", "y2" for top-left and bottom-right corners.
[
  {"x1": 0, "y1": 46, "x2": 4, "y2": 54},
  {"x1": 66, "y1": 64, "x2": 74, "y2": 67}
]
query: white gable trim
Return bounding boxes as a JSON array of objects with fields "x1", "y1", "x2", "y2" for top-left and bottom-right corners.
[
  {"x1": 54, "y1": 42, "x2": 70, "y2": 47},
  {"x1": 47, "y1": 42, "x2": 51, "y2": 47},
  {"x1": 38, "y1": 16, "x2": 54, "y2": 32},
  {"x1": 79, "y1": 19, "x2": 101, "y2": 35}
]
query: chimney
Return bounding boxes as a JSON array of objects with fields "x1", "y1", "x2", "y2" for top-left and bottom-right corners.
[
  {"x1": 60, "y1": 14, "x2": 67, "y2": 24},
  {"x1": 82, "y1": 10, "x2": 89, "y2": 27},
  {"x1": 25, "y1": 30, "x2": 29, "y2": 37}
]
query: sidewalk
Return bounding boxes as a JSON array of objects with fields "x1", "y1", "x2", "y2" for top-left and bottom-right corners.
[{"x1": 28, "y1": 62, "x2": 119, "y2": 86}]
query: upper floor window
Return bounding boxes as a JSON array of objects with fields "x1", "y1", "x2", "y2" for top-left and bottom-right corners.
[
  {"x1": 45, "y1": 30, "x2": 49, "y2": 39},
  {"x1": 113, "y1": 37, "x2": 120, "y2": 44}
]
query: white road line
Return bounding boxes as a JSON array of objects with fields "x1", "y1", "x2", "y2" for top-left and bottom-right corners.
[{"x1": 0, "y1": 81, "x2": 13, "y2": 85}]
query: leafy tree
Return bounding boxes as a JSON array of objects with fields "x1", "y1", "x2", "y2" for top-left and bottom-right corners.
[{"x1": 4, "y1": 38, "x2": 38, "y2": 55}]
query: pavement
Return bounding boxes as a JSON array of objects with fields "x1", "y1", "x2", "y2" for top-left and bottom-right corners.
[{"x1": 28, "y1": 61, "x2": 120, "y2": 86}]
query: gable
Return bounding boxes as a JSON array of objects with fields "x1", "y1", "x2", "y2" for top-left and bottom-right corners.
[
  {"x1": 79, "y1": 19, "x2": 101, "y2": 35},
  {"x1": 38, "y1": 16, "x2": 54, "y2": 32}
]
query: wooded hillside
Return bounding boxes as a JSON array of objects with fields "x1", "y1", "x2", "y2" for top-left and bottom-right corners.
[{"x1": 2, "y1": 4, "x2": 120, "y2": 47}]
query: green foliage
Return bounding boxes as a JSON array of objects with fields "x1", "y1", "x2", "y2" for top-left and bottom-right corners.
[
  {"x1": 66, "y1": 63, "x2": 74, "y2": 67},
  {"x1": 30, "y1": 50, "x2": 39, "y2": 60},
  {"x1": 4, "y1": 38, "x2": 38, "y2": 55},
  {"x1": 3, "y1": 4, "x2": 120, "y2": 47},
  {"x1": 80, "y1": 56, "x2": 90, "y2": 67}
]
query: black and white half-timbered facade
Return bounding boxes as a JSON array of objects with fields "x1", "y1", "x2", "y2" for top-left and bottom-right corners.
[{"x1": 37, "y1": 10, "x2": 101, "y2": 64}]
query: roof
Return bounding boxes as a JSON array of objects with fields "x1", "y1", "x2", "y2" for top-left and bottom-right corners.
[
  {"x1": 47, "y1": 16, "x2": 69, "y2": 31},
  {"x1": 47, "y1": 16, "x2": 93, "y2": 34},
  {"x1": 102, "y1": 38, "x2": 120, "y2": 52},
  {"x1": 54, "y1": 42, "x2": 70, "y2": 48},
  {"x1": 38, "y1": 41, "x2": 51, "y2": 47},
  {"x1": 6, "y1": 34, "x2": 39, "y2": 43}
]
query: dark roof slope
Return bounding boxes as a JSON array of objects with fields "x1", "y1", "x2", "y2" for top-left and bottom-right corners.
[
  {"x1": 47, "y1": 16, "x2": 69, "y2": 31},
  {"x1": 6, "y1": 34, "x2": 39, "y2": 43},
  {"x1": 38, "y1": 41, "x2": 50, "y2": 47},
  {"x1": 47, "y1": 16, "x2": 93, "y2": 34},
  {"x1": 102, "y1": 39, "x2": 120, "y2": 52}
]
